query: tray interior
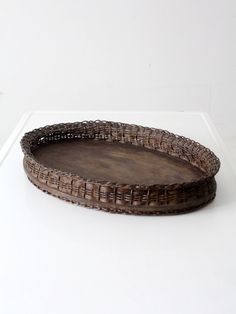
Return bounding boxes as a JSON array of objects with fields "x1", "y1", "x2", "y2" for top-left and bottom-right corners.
[{"x1": 33, "y1": 139, "x2": 205, "y2": 185}]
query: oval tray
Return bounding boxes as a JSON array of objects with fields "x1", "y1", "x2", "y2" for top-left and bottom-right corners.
[{"x1": 20, "y1": 120, "x2": 220, "y2": 215}]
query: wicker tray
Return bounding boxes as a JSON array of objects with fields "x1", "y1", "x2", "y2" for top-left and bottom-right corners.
[{"x1": 20, "y1": 120, "x2": 220, "y2": 215}]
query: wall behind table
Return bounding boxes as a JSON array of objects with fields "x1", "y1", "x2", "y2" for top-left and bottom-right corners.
[{"x1": 0, "y1": 0, "x2": 235, "y2": 147}]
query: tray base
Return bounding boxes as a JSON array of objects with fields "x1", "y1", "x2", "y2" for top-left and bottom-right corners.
[{"x1": 33, "y1": 140, "x2": 204, "y2": 185}]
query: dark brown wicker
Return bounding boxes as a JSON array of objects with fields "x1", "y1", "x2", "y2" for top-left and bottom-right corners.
[{"x1": 20, "y1": 120, "x2": 220, "y2": 215}]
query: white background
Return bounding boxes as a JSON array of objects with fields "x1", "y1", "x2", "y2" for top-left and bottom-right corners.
[{"x1": 0, "y1": 0, "x2": 235, "y2": 155}]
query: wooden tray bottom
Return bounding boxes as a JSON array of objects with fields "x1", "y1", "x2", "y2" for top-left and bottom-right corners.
[{"x1": 33, "y1": 140, "x2": 204, "y2": 185}]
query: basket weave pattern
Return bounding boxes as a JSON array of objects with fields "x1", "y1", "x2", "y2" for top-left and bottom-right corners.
[{"x1": 21, "y1": 120, "x2": 220, "y2": 215}]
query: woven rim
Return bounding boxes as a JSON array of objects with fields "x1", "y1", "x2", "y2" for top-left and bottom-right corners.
[{"x1": 20, "y1": 120, "x2": 220, "y2": 190}]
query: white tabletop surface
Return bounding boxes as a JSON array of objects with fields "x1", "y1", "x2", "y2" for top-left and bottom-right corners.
[{"x1": 0, "y1": 111, "x2": 235, "y2": 314}]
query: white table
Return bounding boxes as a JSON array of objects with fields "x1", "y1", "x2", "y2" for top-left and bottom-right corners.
[{"x1": 0, "y1": 111, "x2": 235, "y2": 314}]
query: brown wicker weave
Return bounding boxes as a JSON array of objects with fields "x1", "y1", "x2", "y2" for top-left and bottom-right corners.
[{"x1": 20, "y1": 120, "x2": 220, "y2": 215}]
